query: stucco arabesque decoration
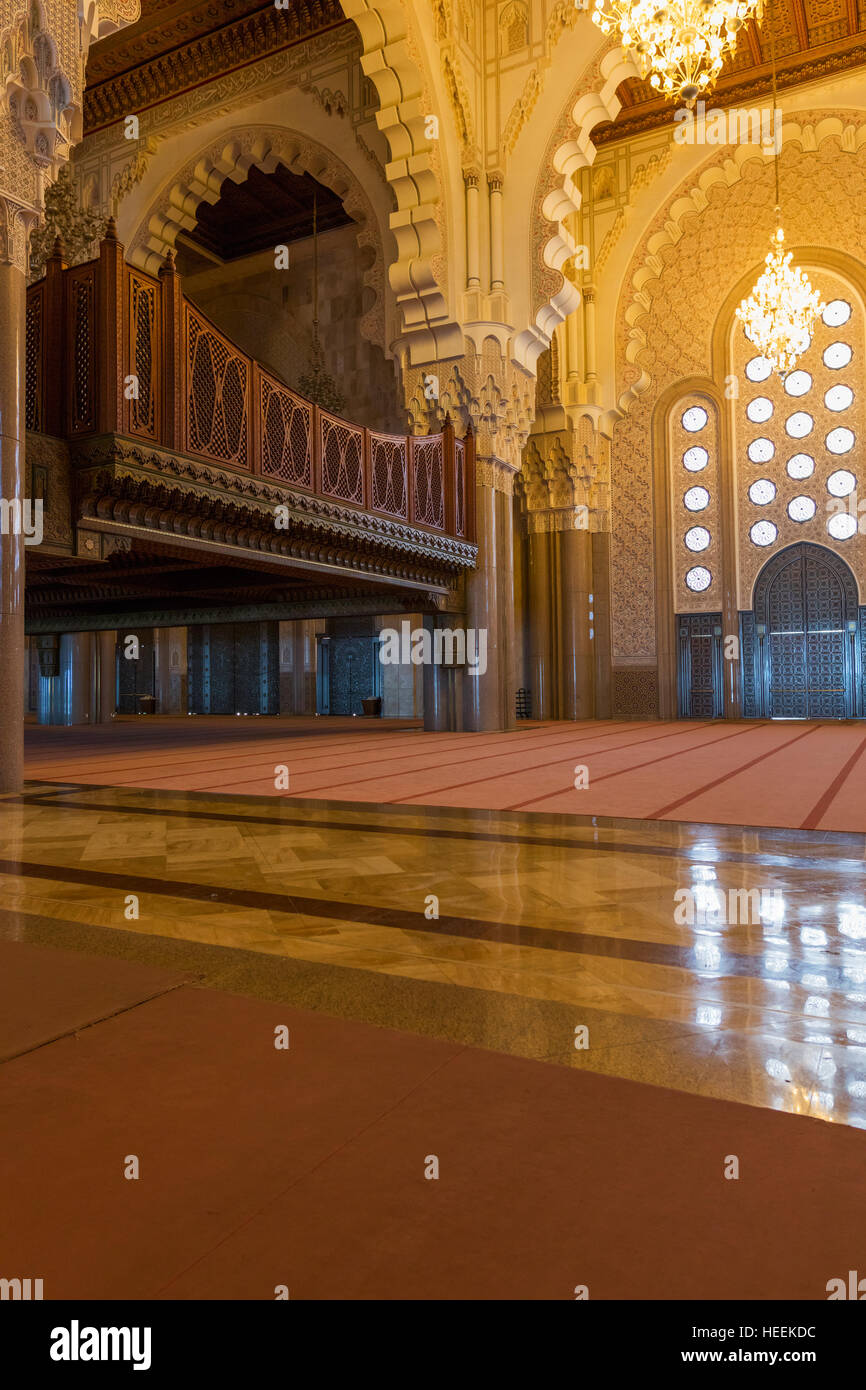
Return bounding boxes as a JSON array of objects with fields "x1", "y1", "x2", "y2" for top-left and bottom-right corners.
[
  {"x1": 0, "y1": 0, "x2": 139, "y2": 272},
  {"x1": 340, "y1": 0, "x2": 463, "y2": 365},
  {"x1": 401, "y1": 334, "x2": 534, "y2": 486},
  {"x1": 521, "y1": 37, "x2": 639, "y2": 368},
  {"x1": 518, "y1": 413, "x2": 610, "y2": 533},
  {"x1": 609, "y1": 114, "x2": 866, "y2": 664},
  {"x1": 127, "y1": 126, "x2": 388, "y2": 357}
]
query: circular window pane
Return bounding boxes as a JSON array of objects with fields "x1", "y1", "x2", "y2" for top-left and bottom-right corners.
[
  {"x1": 825, "y1": 384, "x2": 854, "y2": 412},
  {"x1": 827, "y1": 427, "x2": 855, "y2": 454},
  {"x1": 823, "y1": 299, "x2": 851, "y2": 328},
  {"x1": 827, "y1": 469, "x2": 857, "y2": 497},
  {"x1": 685, "y1": 566, "x2": 712, "y2": 592},
  {"x1": 682, "y1": 406, "x2": 708, "y2": 432},
  {"x1": 750, "y1": 520, "x2": 778, "y2": 547},
  {"x1": 786, "y1": 453, "x2": 815, "y2": 480},
  {"x1": 824, "y1": 342, "x2": 852, "y2": 370},
  {"x1": 786, "y1": 412, "x2": 814, "y2": 438},
  {"x1": 749, "y1": 479, "x2": 776, "y2": 505},
  {"x1": 746, "y1": 396, "x2": 773, "y2": 423},
  {"x1": 829, "y1": 512, "x2": 857, "y2": 540},
  {"x1": 788, "y1": 495, "x2": 817, "y2": 523},
  {"x1": 684, "y1": 486, "x2": 710, "y2": 511},
  {"x1": 683, "y1": 445, "x2": 709, "y2": 471},
  {"x1": 746, "y1": 356, "x2": 772, "y2": 383},
  {"x1": 748, "y1": 437, "x2": 775, "y2": 463},
  {"x1": 684, "y1": 526, "x2": 710, "y2": 552},
  {"x1": 784, "y1": 370, "x2": 812, "y2": 397}
]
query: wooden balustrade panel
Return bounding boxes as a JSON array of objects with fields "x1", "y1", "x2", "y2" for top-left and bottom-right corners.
[
  {"x1": 412, "y1": 434, "x2": 446, "y2": 530},
  {"x1": 25, "y1": 283, "x2": 44, "y2": 434},
  {"x1": 454, "y1": 437, "x2": 466, "y2": 538},
  {"x1": 185, "y1": 302, "x2": 250, "y2": 468},
  {"x1": 127, "y1": 270, "x2": 161, "y2": 441},
  {"x1": 259, "y1": 374, "x2": 313, "y2": 488},
  {"x1": 370, "y1": 433, "x2": 408, "y2": 519},
  {"x1": 320, "y1": 411, "x2": 364, "y2": 505},
  {"x1": 67, "y1": 265, "x2": 97, "y2": 436}
]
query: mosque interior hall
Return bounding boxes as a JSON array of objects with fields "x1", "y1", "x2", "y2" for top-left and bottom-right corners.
[{"x1": 5, "y1": 0, "x2": 866, "y2": 1308}]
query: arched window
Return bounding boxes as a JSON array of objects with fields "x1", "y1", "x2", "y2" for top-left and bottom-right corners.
[
  {"x1": 731, "y1": 269, "x2": 865, "y2": 606},
  {"x1": 668, "y1": 392, "x2": 720, "y2": 608}
]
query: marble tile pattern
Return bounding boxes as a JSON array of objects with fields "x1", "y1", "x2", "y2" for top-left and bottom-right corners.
[{"x1": 2, "y1": 779, "x2": 866, "y2": 1127}]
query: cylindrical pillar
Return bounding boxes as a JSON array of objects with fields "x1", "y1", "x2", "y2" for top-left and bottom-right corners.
[
  {"x1": 58, "y1": 633, "x2": 95, "y2": 725},
  {"x1": 463, "y1": 480, "x2": 502, "y2": 731},
  {"x1": 497, "y1": 486, "x2": 517, "y2": 729},
  {"x1": 583, "y1": 287, "x2": 597, "y2": 385},
  {"x1": 488, "y1": 175, "x2": 504, "y2": 291},
  {"x1": 528, "y1": 529, "x2": 554, "y2": 720},
  {"x1": 0, "y1": 261, "x2": 25, "y2": 791},
  {"x1": 94, "y1": 630, "x2": 117, "y2": 722},
  {"x1": 560, "y1": 527, "x2": 594, "y2": 720},
  {"x1": 465, "y1": 171, "x2": 481, "y2": 289},
  {"x1": 566, "y1": 306, "x2": 581, "y2": 384}
]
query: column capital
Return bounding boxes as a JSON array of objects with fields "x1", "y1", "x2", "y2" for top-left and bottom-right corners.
[
  {"x1": 400, "y1": 338, "x2": 535, "y2": 472},
  {"x1": 0, "y1": 194, "x2": 39, "y2": 275}
]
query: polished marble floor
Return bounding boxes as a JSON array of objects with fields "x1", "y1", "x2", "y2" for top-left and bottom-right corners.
[{"x1": 3, "y1": 779, "x2": 866, "y2": 1126}]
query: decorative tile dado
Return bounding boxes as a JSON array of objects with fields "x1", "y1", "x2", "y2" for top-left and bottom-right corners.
[{"x1": 612, "y1": 666, "x2": 659, "y2": 719}]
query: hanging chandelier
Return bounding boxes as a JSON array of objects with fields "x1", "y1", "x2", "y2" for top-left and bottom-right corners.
[
  {"x1": 736, "y1": 228, "x2": 823, "y2": 376},
  {"x1": 589, "y1": 0, "x2": 763, "y2": 105},
  {"x1": 298, "y1": 191, "x2": 345, "y2": 415},
  {"x1": 734, "y1": 1, "x2": 822, "y2": 375}
]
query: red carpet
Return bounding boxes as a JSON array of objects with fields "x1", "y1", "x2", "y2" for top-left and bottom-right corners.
[
  {"x1": 22, "y1": 715, "x2": 866, "y2": 832},
  {"x1": 0, "y1": 937, "x2": 863, "y2": 1300}
]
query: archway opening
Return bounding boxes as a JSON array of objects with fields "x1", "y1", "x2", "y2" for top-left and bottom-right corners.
[{"x1": 749, "y1": 542, "x2": 861, "y2": 720}]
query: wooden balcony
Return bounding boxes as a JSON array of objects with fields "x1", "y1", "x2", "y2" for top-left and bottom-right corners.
[{"x1": 25, "y1": 225, "x2": 476, "y2": 583}]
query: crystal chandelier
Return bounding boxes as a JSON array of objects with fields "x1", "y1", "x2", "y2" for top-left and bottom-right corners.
[
  {"x1": 734, "y1": 1, "x2": 822, "y2": 375},
  {"x1": 298, "y1": 191, "x2": 344, "y2": 415},
  {"x1": 736, "y1": 228, "x2": 823, "y2": 376},
  {"x1": 589, "y1": 0, "x2": 763, "y2": 105}
]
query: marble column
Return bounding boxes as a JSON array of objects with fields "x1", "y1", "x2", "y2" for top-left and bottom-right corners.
[
  {"x1": 497, "y1": 487, "x2": 517, "y2": 730},
  {"x1": 463, "y1": 480, "x2": 503, "y2": 731},
  {"x1": 154, "y1": 627, "x2": 187, "y2": 715},
  {"x1": 95, "y1": 631, "x2": 117, "y2": 722},
  {"x1": 422, "y1": 617, "x2": 465, "y2": 732},
  {"x1": 488, "y1": 175, "x2": 504, "y2": 291},
  {"x1": 560, "y1": 528, "x2": 594, "y2": 720},
  {"x1": 0, "y1": 261, "x2": 25, "y2": 791},
  {"x1": 527, "y1": 530, "x2": 554, "y2": 721},
  {"x1": 464, "y1": 171, "x2": 481, "y2": 289}
]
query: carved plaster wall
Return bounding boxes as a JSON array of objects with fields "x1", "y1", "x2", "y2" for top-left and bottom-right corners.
[
  {"x1": 0, "y1": 0, "x2": 139, "y2": 270},
  {"x1": 610, "y1": 115, "x2": 866, "y2": 664}
]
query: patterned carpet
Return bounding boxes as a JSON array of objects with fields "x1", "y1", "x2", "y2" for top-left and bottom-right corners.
[{"x1": 23, "y1": 715, "x2": 866, "y2": 832}]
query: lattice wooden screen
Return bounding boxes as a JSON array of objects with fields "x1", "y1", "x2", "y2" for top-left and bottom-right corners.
[
  {"x1": 185, "y1": 304, "x2": 250, "y2": 467},
  {"x1": 320, "y1": 413, "x2": 364, "y2": 504},
  {"x1": 25, "y1": 283, "x2": 43, "y2": 434},
  {"x1": 67, "y1": 267, "x2": 97, "y2": 436},
  {"x1": 128, "y1": 272, "x2": 160, "y2": 440},
  {"x1": 454, "y1": 437, "x2": 465, "y2": 537},
  {"x1": 260, "y1": 374, "x2": 313, "y2": 488},
  {"x1": 370, "y1": 433, "x2": 408, "y2": 518},
  {"x1": 412, "y1": 435, "x2": 445, "y2": 529}
]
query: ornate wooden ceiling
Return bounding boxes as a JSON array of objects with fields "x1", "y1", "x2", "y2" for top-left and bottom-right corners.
[
  {"x1": 187, "y1": 166, "x2": 354, "y2": 262},
  {"x1": 592, "y1": 0, "x2": 866, "y2": 145},
  {"x1": 83, "y1": 0, "x2": 348, "y2": 133},
  {"x1": 25, "y1": 543, "x2": 435, "y2": 631}
]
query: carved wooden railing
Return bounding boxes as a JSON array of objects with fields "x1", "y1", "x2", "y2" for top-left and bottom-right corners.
[{"x1": 25, "y1": 227, "x2": 475, "y2": 543}]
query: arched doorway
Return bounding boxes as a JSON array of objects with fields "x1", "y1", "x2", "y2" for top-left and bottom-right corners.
[{"x1": 750, "y1": 544, "x2": 861, "y2": 719}]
